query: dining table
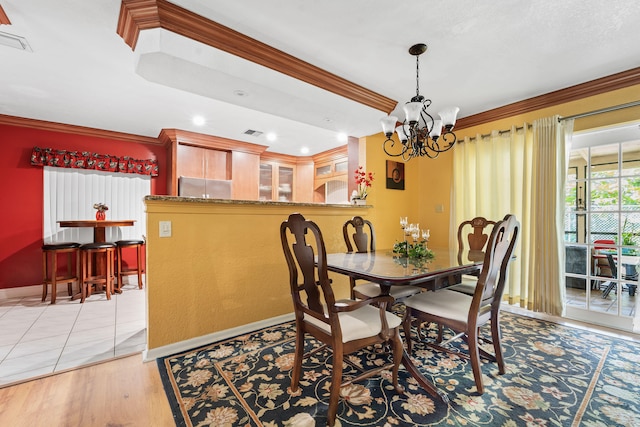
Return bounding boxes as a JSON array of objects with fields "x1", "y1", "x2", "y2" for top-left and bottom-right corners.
[{"x1": 324, "y1": 247, "x2": 484, "y2": 403}]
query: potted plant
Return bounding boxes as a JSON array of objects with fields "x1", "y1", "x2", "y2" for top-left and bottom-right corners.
[
  {"x1": 93, "y1": 202, "x2": 109, "y2": 220},
  {"x1": 352, "y1": 166, "x2": 374, "y2": 205}
]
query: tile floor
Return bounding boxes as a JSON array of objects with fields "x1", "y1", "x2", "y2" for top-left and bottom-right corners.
[
  {"x1": 0, "y1": 281, "x2": 145, "y2": 387},
  {"x1": 565, "y1": 282, "x2": 637, "y2": 316}
]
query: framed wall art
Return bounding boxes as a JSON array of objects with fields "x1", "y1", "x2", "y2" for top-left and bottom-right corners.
[{"x1": 386, "y1": 160, "x2": 405, "y2": 190}]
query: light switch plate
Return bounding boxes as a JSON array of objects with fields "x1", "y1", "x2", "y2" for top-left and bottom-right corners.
[{"x1": 159, "y1": 221, "x2": 172, "y2": 237}]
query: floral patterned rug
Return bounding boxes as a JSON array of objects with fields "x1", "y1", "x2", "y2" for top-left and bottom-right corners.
[{"x1": 157, "y1": 311, "x2": 640, "y2": 426}]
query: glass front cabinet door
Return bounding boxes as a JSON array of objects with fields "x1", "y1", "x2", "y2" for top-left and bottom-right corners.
[{"x1": 260, "y1": 162, "x2": 295, "y2": 202}]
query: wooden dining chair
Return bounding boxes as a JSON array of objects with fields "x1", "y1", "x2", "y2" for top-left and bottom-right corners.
[
  {"x1": 281, "y1": 213, "x2": 404, "y2": 426},
  {"x1": 448, "y1": 216, "x2": 497, "y2": 295},
  {"x1": 343, "y1": 216, "x2": 421, "y2": 302},
  {"x1": 402, "y1": 214, "x2": 520, "y2": 395}
]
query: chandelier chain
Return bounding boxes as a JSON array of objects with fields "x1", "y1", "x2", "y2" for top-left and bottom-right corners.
[{"x1": 415, "y1": 56, "x2": 420, "y2": 98}]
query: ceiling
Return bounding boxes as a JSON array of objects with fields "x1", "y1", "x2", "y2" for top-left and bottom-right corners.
[{"x1": 1, "y1": 0, "x2": 640, "y2": 157}]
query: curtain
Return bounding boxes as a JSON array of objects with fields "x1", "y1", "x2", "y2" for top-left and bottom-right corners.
[
  {"x1": 527, "y1": 117, "x2": 573, "y2": 315},
  {"x1": 44, "y1": 167, "x2": 150, "y2": 244},
  {"x1": 452, "y1": 116, "x2": 573, "y2": 315},
  {"x1": 452, "y1": 125, "x2": 531, "y2": 307}
]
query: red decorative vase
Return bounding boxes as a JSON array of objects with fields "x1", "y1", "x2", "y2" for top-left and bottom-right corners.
[{"x1": 96, "y1": 210, "x2": 106, "y2": 220}]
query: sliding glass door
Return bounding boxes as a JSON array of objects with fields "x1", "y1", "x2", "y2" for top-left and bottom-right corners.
[{"x1": 564, "y1": 123, "x2": 640, "y2": 331}]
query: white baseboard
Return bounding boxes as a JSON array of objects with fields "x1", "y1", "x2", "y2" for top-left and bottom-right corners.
[
  {"x1": 0, "y1": 285, "x2": 41, "y2": 299},
  {"x1": 143, "y1": 313, "x2": 296, "y2": 362}
]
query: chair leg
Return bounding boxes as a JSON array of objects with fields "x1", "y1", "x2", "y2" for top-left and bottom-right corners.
[
  {"x1": 468, "y1": 327, "x2": 484, "y2": 394},
  {"x1": 50, "y1": 251, "x2": 58, "y2": 304},
  {"x1": 491, "y1": 317, "x2": 506, "y2": 375},
  {"x1": 42, "y1": 251, "x2": 48, "y2": 302},
  {"x1": 290, "y1": 325, "x2": 305, "y2": 391},
  {"x1": 402, "y1": 309, "x2": 413, "y2": 353},
  {"x1": 137, "y1": 244, "x2": 143, "y2": 289},
  {"x1": 80, "y1": 251, "x2": 88, "y2": 303},
  {"x1": 391, "y1": 330, "x2": 404, "y2": 394},
  {"x1": 327, "y1": 347, "x2": 343, "y2": 427}
]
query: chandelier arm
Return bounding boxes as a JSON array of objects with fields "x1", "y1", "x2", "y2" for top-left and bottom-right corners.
[
  {"x1": 419, "y1": 107, "x2": 434, "y2": 137},
  {"x1": 382, "y1": 136, "x2": 405, "y2": 157},
  {"x1": 438, "y1": 131, "x2": 458, "y2": 150}
]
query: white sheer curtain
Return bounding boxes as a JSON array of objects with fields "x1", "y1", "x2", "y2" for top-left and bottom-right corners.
[
  {"x1": 452, "y1": 116, "x2": 573, "y2": 315},
  {"x1": 44, "y1": 167, "x2": 150, "y2": 244}
]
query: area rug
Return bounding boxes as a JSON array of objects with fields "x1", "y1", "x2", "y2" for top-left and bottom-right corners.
[{"x1": 157, "y1": 311, "x2": 640, "y2": 426}]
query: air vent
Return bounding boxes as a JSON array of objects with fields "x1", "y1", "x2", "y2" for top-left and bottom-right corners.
[
  {"x1": 243, "y1": 129, "x2": 263, "y2": 137},
  {"x1": 0, "y1": 31, "x2": 32, "y2": 52}
]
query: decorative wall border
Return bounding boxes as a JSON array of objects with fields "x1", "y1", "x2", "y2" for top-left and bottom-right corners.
[{"x1": 116, "y1": 0, "x2": 397, "y2": 114}]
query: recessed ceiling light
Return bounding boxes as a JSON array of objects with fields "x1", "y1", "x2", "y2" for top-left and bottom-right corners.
[
  {"x1": 192, "y1": 115, "x2": 205, "y2": 126},
  {"x1": 300, "y1": 147, "x2": 309, "y2": 154},
  {"x1": 266, "y1": 132, "x2": 277, "y2": 142},
  {"x1": 337, "y1": 132, "x2": 348, "y2": 142}
]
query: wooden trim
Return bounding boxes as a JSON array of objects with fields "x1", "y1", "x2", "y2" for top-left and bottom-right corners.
[
  {"x1": 159, "y1": 128, "x2": 268, "y2": 156},
  {"x1": 117, "y1": 0, "x2": 396, "y2": 114},
  {"x1": 260, "y1": 152, "x2": 299, "y2": 164},
  {"x1": 0, "y1": 5, "x2": 10, "y2": 25},
  {"x1": 0, "y1": 114, "x2": 162, "y2": 145},
  {"x1": 455, "y1": 67, "x2": 640, "y2": 130},
  {"x1": 312, "y1": 145, "x2": 348, "y2": 164}
]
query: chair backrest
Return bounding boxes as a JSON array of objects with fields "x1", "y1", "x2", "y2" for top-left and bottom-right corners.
[
  {"x1": 343, "y1": 216, "x2": 375, "y2": 253},
  {"x1": 594, "y1": 239, "x2": 615, "y2": 249},
  {"x1": 281, "y1": 213, "x2": 336, "y2": 321},
  {"x1": 457, "y1": 217, "x2": 497, "y2": 263},
  {"x1": 473, "y1": 214, "x2": 520, "y2": 312}
]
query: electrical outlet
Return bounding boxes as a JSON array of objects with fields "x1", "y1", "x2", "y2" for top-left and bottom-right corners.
[
  {"x1": 435, "y1": 204, "x2": 444, "y2": 213},
  {"x1": 159, "y1": 221, "x2": 172, "y2": 237}
]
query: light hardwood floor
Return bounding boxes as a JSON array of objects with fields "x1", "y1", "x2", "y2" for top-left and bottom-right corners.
[{"x1": 0, "y1": 354, "x2": 174, "y2": 427}]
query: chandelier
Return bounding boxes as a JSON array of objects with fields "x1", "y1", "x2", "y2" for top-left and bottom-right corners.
[{"x1": 380, "y1": 43, "x2": 459, "y2": 160}]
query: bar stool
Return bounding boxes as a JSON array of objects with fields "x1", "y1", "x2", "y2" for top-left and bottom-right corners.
[
  {"x1": 80, "y1": 242, "x2": 116, "y2": 303},
  {"x1": 115, "y1": 239, "x2": 145, "y2": 292},
  {"x1": 42, "y1": 242, "x2": 80, "y2": 304}
]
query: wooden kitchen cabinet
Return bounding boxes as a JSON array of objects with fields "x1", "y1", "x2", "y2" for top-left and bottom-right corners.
[{"x1": 260, "y1": 161, "x2": 295, "y2": 202}]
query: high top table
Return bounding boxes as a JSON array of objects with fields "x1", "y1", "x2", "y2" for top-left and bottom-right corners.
[
  {"x1": 324, "y1": 247, "x2": 484, "y2": 403},
  {"x1": 58, "y1": 220, "x2": 135, "y2": 243},
  {"x1": 57, "y1": 220, "x2": 136, "y2": 300}
]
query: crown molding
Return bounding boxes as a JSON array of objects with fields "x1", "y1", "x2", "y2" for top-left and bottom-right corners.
[
  {"x1": 0, "y1": 5, "x2": 10, "y2": 25},
  {"x1": 158, "y1": 128, "x2": 268, "y2": 156},
  {"x1": 0, "y1": 114, "x2": 162, "y2": 145},
  {"x1": 116, "y1": 0, "x2": 397, "y2": 114},
  {"x1": 455, "y1": 67, "x2": 640, "y2": 130}
]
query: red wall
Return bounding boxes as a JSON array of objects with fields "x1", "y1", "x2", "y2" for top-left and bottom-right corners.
[{"x1": 0, "y1": 124, "x2": 168, "y2": 289}]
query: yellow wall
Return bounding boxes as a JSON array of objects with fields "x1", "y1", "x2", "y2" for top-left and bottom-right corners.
[
  {"x1": 359, "y1": 134, "x2": 422, "y2": 249},
  {"x1": 145, "y1": 199, "x2": 375, "y2": 349}
]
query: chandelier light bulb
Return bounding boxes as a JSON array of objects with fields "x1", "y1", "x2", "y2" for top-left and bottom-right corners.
[
  {"x1": 438, "y1": 107, "x2": 460, "y2": 129},
  {"x1": 395, "y1": 125, "x2": 410, "y2": 143},
  {"x1": 429, "y1": 119, "x2": 443, "y2": 140},
  {"x1": 380, "y1": 115, "x2": 398, "y2": 137}
]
